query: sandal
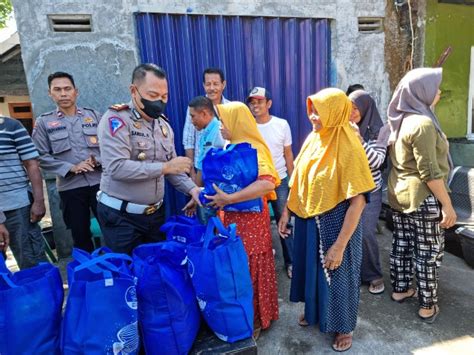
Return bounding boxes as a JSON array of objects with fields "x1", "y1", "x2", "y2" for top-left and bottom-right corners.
[
  {"x1": 332, "y1": 332, "x2": 353, "y2": 352},
  {"x1": 391, "y1": 288, "x2": 417, "y2": 303},
  {"x1": 298, "y1": 313, "x2": 309, "y2": 327},
  {"x1": 286, "y1": 265, "x2": 293, "y2": 279},
  {"x1": 253, "y1": 318, "x2": 262, "y2": 340},
  {"x1": 253, "y1": 327, "x2": 262, "y2": 340},
  {"x1": 368, "y1": 279, "x2": 385, "y2": 295},
  {"x1": 418, "y1": 305, "x2": 440, "y2": 324}
]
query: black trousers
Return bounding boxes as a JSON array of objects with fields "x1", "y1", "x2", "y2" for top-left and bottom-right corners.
[
  {"x1": 97, "y1": 202, "x2": 165, "y2": 255},
  {"x1": 59, "y1": 184, "x2": 100, "y2": 252}
]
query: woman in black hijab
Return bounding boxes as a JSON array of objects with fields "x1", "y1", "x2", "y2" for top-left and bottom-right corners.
[{"x1": 349, "y1": 90, "x2": 386, "y2": 294}]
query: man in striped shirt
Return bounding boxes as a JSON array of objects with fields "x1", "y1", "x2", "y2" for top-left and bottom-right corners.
[{"x1": 0, "y1": 116, "x2": 46, "y2": 269}]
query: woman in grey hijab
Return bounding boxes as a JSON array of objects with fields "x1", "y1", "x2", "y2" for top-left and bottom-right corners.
[
  {"x1": 386, "y1": 68, "x2": 456, "y2": 323},
  {"x1": 349, "y1": 90, "x2": 386, "y2": 295}
]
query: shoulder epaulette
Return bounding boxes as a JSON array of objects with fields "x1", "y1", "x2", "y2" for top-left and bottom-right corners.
[
  {"x1": 160, "y1": 113, "x2": 169, "y2": 122},
  {"x1": 82, "y1": 106, "x2": 99, "y2": 113},
  {"x1": 109, "y1": 104, "x2": 129, "y2": 111},
  {"x1": 39, "y1": 111, "x2": 54, "y2": 117}
]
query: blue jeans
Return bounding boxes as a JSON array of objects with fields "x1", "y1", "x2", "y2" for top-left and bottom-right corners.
[
  {"x1": 269, "y1": 176, "x2": 294, "y2": 266},
  {"x1": 4, "y1": 204, "x2": 47, "y2": 269}
]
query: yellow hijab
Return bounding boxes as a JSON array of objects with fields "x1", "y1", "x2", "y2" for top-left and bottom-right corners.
[
  {"x1": 287, "y1": 88, "x2": 375, "y2": 218},
  {"x1": 216, "y1": 101, "x2": 280, "y2": 200}
]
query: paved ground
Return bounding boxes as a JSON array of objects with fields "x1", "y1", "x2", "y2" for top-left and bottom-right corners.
[
  {"x1": 257, "y1": 221, "x2": 474, "y2": 355},
  {"x1": 5, "y1": 218, "x2": 473, "y2": 354}
]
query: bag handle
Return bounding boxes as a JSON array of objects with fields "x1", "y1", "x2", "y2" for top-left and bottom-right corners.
[
  {"x1": 91, "y1": 246, "x2": 113, "y2": 257},
  {"x1": 203, "y1": 217, "x2": 237, "y2": 248},
  {"x1": 72, "y1": 248, "x2": 122, "y2": 275},
  {"x1": 0, "y1": 254, "x2": 10, "y2": 275},
  {"x1": 73, "y1": 253, "x2": 133, "y2": 280},
  {"x1": 0, "y1": 274, "x2": 17, "y2": 288}
]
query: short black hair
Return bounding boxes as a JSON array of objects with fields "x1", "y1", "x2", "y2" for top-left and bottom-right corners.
[
  {"x1": 48, "y1": 72, "x2": 75, "y2": 88},
  {"x1": 132, "y1": 63, "x2": 167, "y2": 84},
  {"x1": 188, "y1": 96, "x2": 215, "y2": 116},
  {"x1": 346, "y1": 84, "x2": 365, "y2": 96},
  {"x1": 203, "y1": 68, "x2": 225, "y2": 83}
]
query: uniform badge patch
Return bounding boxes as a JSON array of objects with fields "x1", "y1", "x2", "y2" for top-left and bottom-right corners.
[
  {"x1": 47, "y1": 120, "x2": 61, "y2": 128},
  {"x1": 89, "y1": 136, "x2": 98, "y2": 144},
  {"x1": 84, "y1": 117, "x2": 94, "y2": 123},
  {"x1": 133, "y1": 122, "x2": 141, "y2": 129},
  {"x1": 109, "y1": 117, "x2": 126, "y2": 136}
]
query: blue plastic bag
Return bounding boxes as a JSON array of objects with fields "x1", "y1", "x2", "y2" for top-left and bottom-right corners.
[
  {"x1": 186, "y1": 217, "x2": 254, "y2": 342},
  {"x1": 132, "y1": 242, "x2": 201, "y2": 355},
  {"x1": 61, "y1": 248, "x2": 139, "y2": 355},
  {"x1": 160, "y1": 215, "x2": 206, "y2": 245},
  {"x1": 0, "y1": 256, "x2": 64, "y2": 355},
  {"x1": 200, "y1": 143, "x2": 263, "y2": 212}
]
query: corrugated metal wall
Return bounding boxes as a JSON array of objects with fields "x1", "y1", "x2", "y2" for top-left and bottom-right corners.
[{"x1": 136, "y1": 13, "x2": 330, "y2": 214}]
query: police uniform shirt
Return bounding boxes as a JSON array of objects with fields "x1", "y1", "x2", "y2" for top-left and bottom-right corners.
[
  {"x1": 98, "y1": 101, "x2": 196, "y2": 205},
  {"x1": 32, "y1": 107, "x2": 102, "y2": 192}
]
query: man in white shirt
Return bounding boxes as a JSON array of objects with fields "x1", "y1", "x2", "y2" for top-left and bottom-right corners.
[{"x1": 247, "y1": 87, "x2": 295, "y2": 278}]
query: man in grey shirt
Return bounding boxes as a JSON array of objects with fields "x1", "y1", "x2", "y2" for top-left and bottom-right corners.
[
  {"x1": 97, "y1": 63, "x2": 201, "y2": 255},
  {"x1": 182, "y1": 68, "x2": 229, "y2": 181},
  {"x1": 33, "y1": 72, "x2": 102, "y2": 252}
]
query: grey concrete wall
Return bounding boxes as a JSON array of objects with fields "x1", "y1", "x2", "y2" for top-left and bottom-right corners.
[
  {"x1": 13, "y1": 0, "x2": 388, "y2": 118},
  {"x1": 0, "y1": 54, "x2": 29, "y2": 96},
  {"x1": 12, "y1": 0, "x2": 140, "y2": 117}
]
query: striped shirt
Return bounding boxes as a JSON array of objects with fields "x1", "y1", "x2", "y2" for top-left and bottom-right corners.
[
  {"x1": 0, "y1": 117, "x2": 39, "y2": 211},
  {"x1": 362, "y1": 139, "x2": 386, "y2": 192}
]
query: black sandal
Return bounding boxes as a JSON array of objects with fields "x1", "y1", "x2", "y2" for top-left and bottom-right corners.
[{"x1": 419, "y1": 305, "x2": 440, "y2": 324}]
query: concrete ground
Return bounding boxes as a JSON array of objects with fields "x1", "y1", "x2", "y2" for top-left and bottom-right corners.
[
  {"x1": 5, "y1": 218, "x2": 473, "y2": 354},
  {"x1": 258, "y1": 222, "x2": 474, "y2": 355}
]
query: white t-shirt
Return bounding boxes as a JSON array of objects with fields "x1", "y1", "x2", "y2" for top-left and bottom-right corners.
[{"x1": 257, "y1": 116, "x2": 292, "y2": 179}]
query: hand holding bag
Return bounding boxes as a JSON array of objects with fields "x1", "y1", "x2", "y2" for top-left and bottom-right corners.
[{"x1": 199, "y1": 143, "x2": 263, "y2": 212}]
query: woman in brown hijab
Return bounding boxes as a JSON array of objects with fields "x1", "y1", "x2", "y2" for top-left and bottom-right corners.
[{"x1": 386, "y1": 68, "x2": 456, "y2": 323}]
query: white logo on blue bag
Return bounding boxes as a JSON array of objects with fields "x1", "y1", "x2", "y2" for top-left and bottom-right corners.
[
  {"x1": 221, "y1": 166, "x2": 235, "y2": 180},
  {"x1": 125, "y1": 286, "x2": 138, "y2": 310},
  {"x1": 214, "y1": 332, "x2": 228, "y2": 342},
  {"x1": 112, "y1": 321, "x2": 139, "y2": 355},
  {"x1": 196, "y1": 296, "x2": 207, "y2": 310},
  {"x1": 187, "y1": 258, "x2": 195, "y2": 277}
]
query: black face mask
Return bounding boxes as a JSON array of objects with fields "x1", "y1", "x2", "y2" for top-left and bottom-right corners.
[{"x1": 136, "y1": 89, "x2": 167, "y2": 119}]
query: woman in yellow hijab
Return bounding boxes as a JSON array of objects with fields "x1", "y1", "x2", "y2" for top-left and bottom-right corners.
[
  {"x1": 278, "y1": 88, "x2": 375, "y2": 352},
  {"x1": 205, "y1": 101, "x2": 280, "y2": 339}
]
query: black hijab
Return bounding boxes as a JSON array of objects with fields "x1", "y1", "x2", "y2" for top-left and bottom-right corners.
[{"x1": 349, "y1": 90, "x2": 384, "y2": 142}]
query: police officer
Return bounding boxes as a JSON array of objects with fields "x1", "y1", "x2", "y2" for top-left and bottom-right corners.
[
  {"x1": 33, "y1": 72, "x2": 102, "y2": 252},
  {"x1": 97, "y1": 63, "x2": 200, "y2": 255}
]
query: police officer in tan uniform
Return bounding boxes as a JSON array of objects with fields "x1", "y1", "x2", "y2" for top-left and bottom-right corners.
[
  {"x1": 33, "y1": 72, "x2": 102, "y2": 252},
  {"x1": 97, "y1": 63, "x2": 201, "y2": 254}
]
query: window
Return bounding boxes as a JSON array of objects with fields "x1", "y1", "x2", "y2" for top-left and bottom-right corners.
[
  {"x1": 8, "y1": 102, "x2": 33, "y2": 134},
  {"x1": 468, "y1": 47, "x2": 474, "y2": 139}
]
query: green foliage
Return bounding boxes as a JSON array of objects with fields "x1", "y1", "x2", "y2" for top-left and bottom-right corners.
[{"x1": 0, "y1": 0, "x2": 13, "y2": 29}]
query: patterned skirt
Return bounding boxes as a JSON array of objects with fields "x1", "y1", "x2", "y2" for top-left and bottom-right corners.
[
  {"x1": 223, "y1": 200, "x2": 279, "y2": 329},
  {"x1": 290, "y1": 200, "x2": 363, "y2": 334}
]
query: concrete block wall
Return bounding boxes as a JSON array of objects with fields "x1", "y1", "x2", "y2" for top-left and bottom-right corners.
[{"x1": 12, "y1": 0, "x2": 140, "y2": 117}]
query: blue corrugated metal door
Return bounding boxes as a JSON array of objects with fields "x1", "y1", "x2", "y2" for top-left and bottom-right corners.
[{"x1": 136, "y1": 14, "x2": 330, "y2": 215}]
